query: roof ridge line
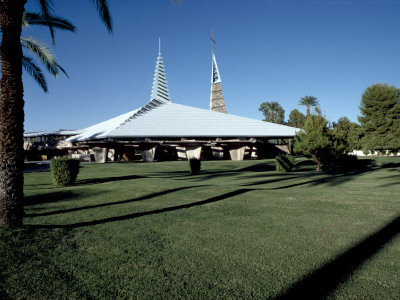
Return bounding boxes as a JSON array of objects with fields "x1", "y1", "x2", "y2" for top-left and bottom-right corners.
[{"x1": 116, "y1": 98, "x2": 169, "y2": 129}]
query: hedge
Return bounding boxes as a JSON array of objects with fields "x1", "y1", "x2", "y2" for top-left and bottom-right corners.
[{"x1": 50, "y1": 157, "x2": 80, "y2": 185}]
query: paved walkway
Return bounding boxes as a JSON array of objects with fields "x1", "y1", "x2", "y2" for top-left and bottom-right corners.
[{"x1": 24, "y1": 161, "x2": 50, "y2": 173}]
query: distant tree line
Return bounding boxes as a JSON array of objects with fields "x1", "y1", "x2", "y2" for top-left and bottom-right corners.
[{"x1": 259, "y1": 83, "x2": 400, "y2": 170}]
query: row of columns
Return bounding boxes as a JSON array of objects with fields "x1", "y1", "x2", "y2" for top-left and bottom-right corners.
[
  {"x1": 139, "y1": 144, "x2": 251, "y2": 163},
  {"x1": 91, "y1": 144, "x2": 253, "y2": 163}
]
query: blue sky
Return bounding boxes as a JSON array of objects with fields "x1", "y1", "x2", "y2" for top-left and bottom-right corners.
[{"x1": 23, "y1": 0, "x2": 400, "y2": 132}]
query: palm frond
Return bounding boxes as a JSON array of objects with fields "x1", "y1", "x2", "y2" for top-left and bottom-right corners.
[
  {"x1": 21, "y1": 36, "x2": 58, "y2": 76},
  {"x1": 55, "y1": 63, "x2": 69, "y2": 79},
  {"x1": 22, "y1": 56, "x2": 48, "y2": 92},
  {"x1": 24, "y1": 12, "x2": 76, "y2": 32},
  {"x1": 91, "y1": 0, "x2": 113, "y2": 33},
  {"x1": 37, "y1": 0, "x2": 56, "y2": 44},
  {"x1": 22, "y1": 13, "x2": 29, "y2": 28},
  {"x1": 172, "y1": 0, "x2": 182, "y2": 6},
  {"x1": 298, "y1": 96, "x2": 318, "y2": 106}
]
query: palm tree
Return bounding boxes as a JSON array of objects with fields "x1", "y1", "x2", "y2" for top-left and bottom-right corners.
[
  {"x1": 298, "y1": 95, "x2": 318, "y2": 118},
  {"x1": 259, "y1": 101, "x2": 285, "y2": 124},
  {"x1": 0, "y1": 0, "x2": 112, "y2": 227},
  {"x1": 21, "y1": 12, "x2": 75, "y2": 92}
]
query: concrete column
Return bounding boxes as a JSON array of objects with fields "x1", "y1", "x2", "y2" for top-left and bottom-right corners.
[
  {"x1": 68, "y1": 150, "x2": 77, "y2": 156},
  {"x1": 107, "y1": 148, "x2": 115, "y2": 162},
  {"x1": 243, "y1": 146, "x2": 253, "y2": 160},
  {"x1": 140, "y1": 144, "x2": 156, "y2": 162},
  {"x1": 185, "y1": 146, "x2": 202, "y2": 160},
  {"x1": 251, "y1": 147, "x2": 259, "y2": 159},
  {"x1": 120, "y1": 151, "x2": 133, "y2": 161},
  {"x1": 229, "y1": 146, "x2": 246, "y2": 161},
  {"x1": 211, "y1": 146, "x2": 224, "y2": 160},
  {"x1": 93, "y1": 147, "x2": 109, "y2": 163},
  {"x1": 176, "y1": 146, "x2": 187, "y2": 160}
]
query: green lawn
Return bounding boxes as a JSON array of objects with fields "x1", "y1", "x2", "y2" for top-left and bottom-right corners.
[{"x1": 1, "y1": 157, "x2": 399, "y2": 299}]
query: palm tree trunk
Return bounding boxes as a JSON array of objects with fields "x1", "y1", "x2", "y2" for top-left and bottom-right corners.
[{"x1": 0, "y1": 0, "x2": 26, "y2": 227}]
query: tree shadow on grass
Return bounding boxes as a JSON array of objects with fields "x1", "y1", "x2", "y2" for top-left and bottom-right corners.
[
  {"x1": 156, "y1": 162, "x2": 276, "y2": 181},
  {"x1": 29, "y1": 188, "x2": 251, "y2": 229},
  {"x1": 24, "y1": 191, "x2": 81, "y2": 206},
  {"x1": 243, "y1": 158, "x2": 379, "y2": 188},
  {"x1": 75, "y1": 174, "x2": 147, "y2": 185},
  {"x1": 25, "y1": 185, "x2": 209, "y2": 218},
  {"x1": 243, "y1": 171, "x2": 367, "y2": 189},
  {"x1": 274, "y1": 215, "x2": 400, "y2": 300},
  {"x1": 380, "y1": 162, "x2": 400, "y2": 169},
  {"x1": 242, "y1": 175, "x2": 300, "y2": 187}
]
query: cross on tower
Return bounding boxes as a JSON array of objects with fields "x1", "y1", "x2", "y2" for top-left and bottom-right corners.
[{"x1": 211, "y1": 30, "x2": 216, "y2": 56}]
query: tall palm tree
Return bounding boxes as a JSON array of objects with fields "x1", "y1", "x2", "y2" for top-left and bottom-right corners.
[
  {"x1": 298, "y1": 95, "x2": 318, "y2": 118},
  {"x1": 259, "y1": 101, "x2": 285, "y2": 124},
  {"x1": 21, "y1": 12, "x2": 75, "y2": 92},
  {"x1": 0, "y1": 0, "x2": 112, "y2": 227}
]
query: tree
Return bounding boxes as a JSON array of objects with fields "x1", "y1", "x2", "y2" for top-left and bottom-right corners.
[
  {"x1": 287, "y1": 109, "x2": 306, "y2": 128},
  {"x1": 0, "y1": 0, "x2": 112, "y2": 227},
  {"x1": 298, "y1": 95, "x2": 318, "y2": 118},
  {"x1": 21, "y1": 12, "x2": 75, "y2": 91},
  {"x1": 294, "y1": 114, "x2": 331, "y2": 171},
  {"x1": 259, "y1": 101, "x2": 285, "y2": 124},
  {"x1": 358, "y1": 83, "x2": 400, "y2": 156},
  {"x1": 332, "y1": 117, "x2": 362, "y2": 153}
]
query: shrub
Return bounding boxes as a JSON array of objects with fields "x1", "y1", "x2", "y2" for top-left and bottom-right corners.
[
  {"x1": 189, "y1": 158, "x2": 201, "y2": 175},
  {"x1": 276, "y1": 155, "x2": 295, "y2": 172},
  {"x1": 50, "y1": 157, "x2": 80, "y2": 185}
]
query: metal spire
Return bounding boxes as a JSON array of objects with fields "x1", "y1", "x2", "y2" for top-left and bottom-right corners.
[
  {"x1": 151, "y1": 38, "x2": 170, "y2": 102},
  {"x1": 210, "y1": 31, "x2": 227, "y2": 113},
  {"x1": 211, "y1": 31, "x2": 221, "y2": 84}
]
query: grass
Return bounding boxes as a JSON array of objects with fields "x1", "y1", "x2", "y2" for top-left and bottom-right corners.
[{"x1": 1, "y1": 157, "x2": 399, "y2": 299}]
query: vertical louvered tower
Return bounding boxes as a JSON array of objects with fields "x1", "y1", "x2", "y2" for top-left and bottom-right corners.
[
  {"x1": 210, "y1": 32, "x2": 227, "y2": 113},
  {"x1": 151, "y1": 39, "x2": 170, "y2": 102}
]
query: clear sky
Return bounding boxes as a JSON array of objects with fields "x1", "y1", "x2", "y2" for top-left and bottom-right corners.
[{"x1": 23, "y1": 0, "x2": 400, "y2": 132}]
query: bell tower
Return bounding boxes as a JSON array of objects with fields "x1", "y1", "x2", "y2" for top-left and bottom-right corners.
[{"x1": 209, "y1": 31, "x2": 227, "y2": 113}]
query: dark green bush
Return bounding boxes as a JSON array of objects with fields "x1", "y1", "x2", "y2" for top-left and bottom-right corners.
[
  {"x1": 189, "y1": 158, "x2": 201, "y2": 175},
  {"x1": 276, "y1": 154, "x2": 295, "y2": 172},
  {"x1": 50, "y1": 157, "x2": 80, "y2": 185}
]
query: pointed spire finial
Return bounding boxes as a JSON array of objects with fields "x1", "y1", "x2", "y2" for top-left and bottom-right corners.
[
  {"x1": 210, "y1": 31, "x2": 227, "y2": 113},
  {"x1": 211, "y1": 31, "x2": 221, "y2": 84},
  {"x1": 151, "y1": 39, "x2": 170, "y2": 102},
  {"x1": 211, "y1": 30, "x2": 215, "y2": 56}
]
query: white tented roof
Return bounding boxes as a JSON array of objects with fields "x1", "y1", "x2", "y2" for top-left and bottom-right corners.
[
  {"x1": 105, "y1": 99, "x2": 299, "y2": 139},
  {"x1": 67, "y1": 108, "x2": 139, "y2": 142},
  {"x1": 24, "y1": 129, "x2": 83, "y2": 138},
  {"x1": 68, "y1": 99, "x2": 299, "y2": 143}
]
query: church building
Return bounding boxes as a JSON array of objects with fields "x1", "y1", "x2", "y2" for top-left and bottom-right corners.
[{"x1": 25, "y1": 37, "x2": 300, "y2": 162}]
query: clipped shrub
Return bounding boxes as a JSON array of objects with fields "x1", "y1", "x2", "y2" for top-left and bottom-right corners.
[
  {"x1": 189, "y1": 158, "x2": 201, "y2": 175},
  {"x1": 50, "y1": 157, "x2": 80, "y2": 185},
  {"x1": 275, "y1": 154, "x2": 295, "y2": 172}
]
